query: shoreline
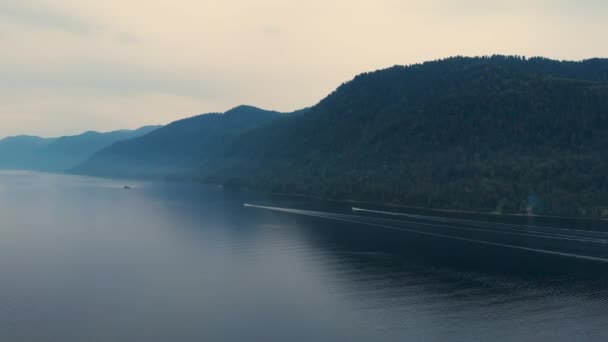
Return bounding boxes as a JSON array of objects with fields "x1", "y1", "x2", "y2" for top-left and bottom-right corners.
[
  {"x1": 239, "y1": 188, "x2": 608, "y2": 223},
  {"x1": 5, "y1": 168, "x2": 607, "y2": 222}
]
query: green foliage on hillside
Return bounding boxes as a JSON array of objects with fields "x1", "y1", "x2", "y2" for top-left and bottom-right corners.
[{"x1": 217, "y1": 56, "x2": 608, "y2": 216}]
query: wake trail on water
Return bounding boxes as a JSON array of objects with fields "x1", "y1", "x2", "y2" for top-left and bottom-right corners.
[
  {"x1": 344, "y1": 212, "x2": 608, "y2": 244},
  {"x1": 247, "y1": 204, "x2": 608, "y2": 244},
  {"x1": 352, "y1": 207, "x2": 608, "y2": 238},
  {"x1": 244, "y1": 204, "x2": 608, "y2": 264}
]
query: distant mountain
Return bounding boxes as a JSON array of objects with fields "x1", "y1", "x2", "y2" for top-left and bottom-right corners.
[
  {"x1": 0, "y1": 136, "x2": 57, "y2": 170},
  {"x1": 72, "y1": 106, "x2": 284, "y2": 178},
  {"x1": 0, "y1": 126, "x2": 159, "y2": 172},
  {"x1": 73, "y1": 56, "x2": 608, "y2": 217}
]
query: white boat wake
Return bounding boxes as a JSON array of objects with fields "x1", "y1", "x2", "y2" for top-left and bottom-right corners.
[
  {"x1": 245, "y1": 203, "x2": 608, "y2": 264},
  {"x1": 352, "y1": 207, "x2": 608, "y2": 237}
]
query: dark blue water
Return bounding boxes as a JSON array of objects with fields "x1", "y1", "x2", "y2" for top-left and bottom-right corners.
[{"x1": 1, "y1": 171, "x2": 608, "y2": 341}]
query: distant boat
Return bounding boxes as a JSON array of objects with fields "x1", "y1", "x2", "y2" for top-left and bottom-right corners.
[{"x1": 123, "y1": 185, "x2": 132, "y2": 190}]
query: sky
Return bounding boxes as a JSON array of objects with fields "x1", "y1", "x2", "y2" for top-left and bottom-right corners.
[{"x1": 1, "y1": 0, "x2": 607, "y2": 138}]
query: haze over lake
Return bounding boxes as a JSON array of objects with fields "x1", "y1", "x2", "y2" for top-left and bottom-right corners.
[
  {"x1": 1, "y1": 171, "x2": 608, "y2": 341},
  {"x1": 2, "y1": 0, "x2": 607, "y2": 340}
]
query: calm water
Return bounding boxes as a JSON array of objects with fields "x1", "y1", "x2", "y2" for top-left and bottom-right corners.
[{"x1": 1, "y1": 171, "x2": 608, "y2": 341}]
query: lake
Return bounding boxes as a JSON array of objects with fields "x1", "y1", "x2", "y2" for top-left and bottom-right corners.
[{"x1": 1, "y1": 171, "x2": 608, "y2": 341}]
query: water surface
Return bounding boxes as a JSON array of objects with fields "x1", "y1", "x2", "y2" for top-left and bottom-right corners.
[{"x1": 1, "y1": 171, "x2": 607, "y2": 341}]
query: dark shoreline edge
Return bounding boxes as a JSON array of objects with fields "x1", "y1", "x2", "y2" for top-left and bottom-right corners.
[{"x1": 64, "y1": 169, "x2": 608, "y2": 223}]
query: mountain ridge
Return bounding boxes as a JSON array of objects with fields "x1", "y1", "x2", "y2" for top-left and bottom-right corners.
[
  {"x1": 72, "y1": 105, "x2": 285, "y2": 178},
  {"x1": 0, "y1": 126, "x2": 160, "y2": 172},
  {"x1": 55, "y1": 56, "x2": 608, "y2": 216},
  {"x1": 212, "y1": 56, "x2": 608, "y2": 216}
]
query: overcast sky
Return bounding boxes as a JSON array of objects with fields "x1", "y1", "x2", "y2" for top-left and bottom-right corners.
[{"x1": 1, "y1": 0, "x2": 607, "y2": 137}]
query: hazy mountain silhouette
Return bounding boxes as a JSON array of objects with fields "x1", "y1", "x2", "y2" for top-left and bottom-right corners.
[
  {"x1": 0, "y1": 136, "x2": 57, "y2": 170},
  {"x1": 0, "y1": 126, "x2": 159, "y2": 172},
  {"x1": 72, "y1": 105, "x2": 284, "y2": 179}
]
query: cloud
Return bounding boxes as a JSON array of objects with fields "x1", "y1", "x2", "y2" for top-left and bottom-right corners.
[
  {"x1": 0, "y1": 1, "x2": 98, "y2": 36},
  {"x1": 0, "y1": 62, "x2": 210, "y2": 97},
  {"x1": 115, "y1": 31, "x2": 140, "y2": 45},
  {"x1": 260, "y1": 26, "x2": 282, "y2": 37}
]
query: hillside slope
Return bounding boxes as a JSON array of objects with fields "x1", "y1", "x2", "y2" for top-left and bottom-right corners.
[
  {"x1": 0, "y1": 126, "x2": 159, "y2": 172},
  {"x1": 0, "y1": 136, "x2": 56, "y2": 170},
  {"x1": 72, "y1": 105, "x2": 283, "y2": 178},
  {"x1": 216, "y1": 56, "x2": 608, "y2": 216}
]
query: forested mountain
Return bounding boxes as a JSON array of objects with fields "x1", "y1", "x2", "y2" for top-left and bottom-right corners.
[
  {"x1": 72, "y1": 105, "x2": 283, "y2": 178},
  {"x1": 74, "y1": 56, "x2": 608, "y2": 216},
  {"x1": 0, "y1": 126, "x2": 159, "y2": 172},
  {"x1": 217, "y1": 56, "x2": 608, "y2": 216}
]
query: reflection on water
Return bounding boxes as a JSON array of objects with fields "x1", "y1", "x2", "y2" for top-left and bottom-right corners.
[{"x1": 0, "y1": 171, "x2": 608, "y2": 341}]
